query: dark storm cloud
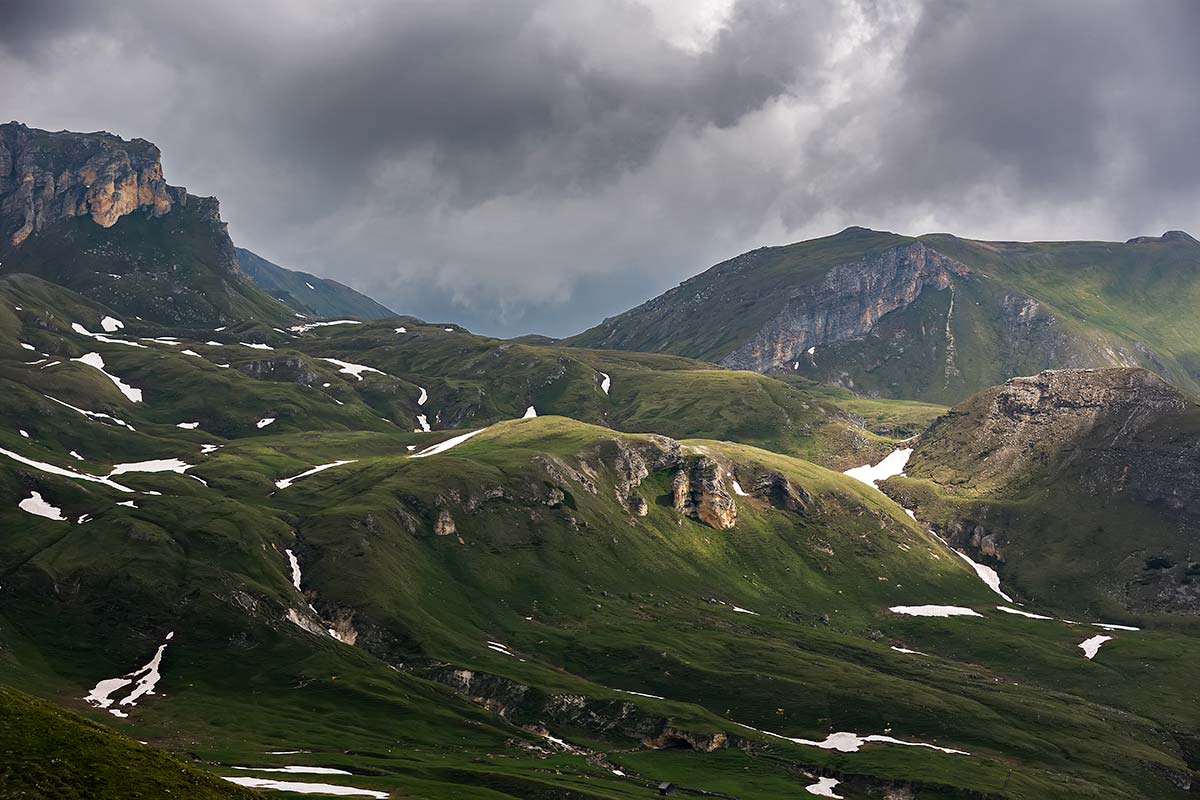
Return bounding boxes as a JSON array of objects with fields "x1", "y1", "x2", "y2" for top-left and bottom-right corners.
[{"x1": 1, "y1": 1, "x2": 1198, "y2": 336}]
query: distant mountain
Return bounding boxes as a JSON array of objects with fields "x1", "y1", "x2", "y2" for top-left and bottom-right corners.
[
  {"x1": 235, "y1": 247, "x2": 396, "y2": 320},
  {"x1": 571, "y1": 226, "x2": 1200, "y2": 403},
  {"x1": 0, "y1": 122, "x2": 292, "y2": 326}
]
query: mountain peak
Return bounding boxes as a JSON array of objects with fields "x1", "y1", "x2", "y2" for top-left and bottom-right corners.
[{"x1": 1125, "y1": 230, "x2": 1198, "y2": 245}]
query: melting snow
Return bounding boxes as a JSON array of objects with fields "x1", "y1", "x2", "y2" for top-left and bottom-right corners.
[
  {"x1": 415, "y1": 414, "x2": 430, "y2": 433},
  {"x1": 305, "y1": 282, "x2": 315, "y2": 290},
  {"x1": 739, "y1": 724, "x2": 968, "y2": 755},
  {"x1": 241, "y1": 342, "x2": 274, "y2": 350},
  {"x1": 289, "y1": 320, "x2": 361, "y2": 333},
  {"x1": 996, "y1": 606, "x2": 1053, "y2": 620},
  {"x1": 805, "y1": 777, "x2": 842, "y2": 798},
  {"x1": 522, "y1": 406, "x2": 537, "y2": 418},
  {"x1": 84, "y1": 632, "x2": 174, "y2": 713},
  {"x1": 890, "y1": 646, "x2": 928, "y2": 655},
  {"x1": 109, "y1": 459, "x2": 191, "y2": 477},
  {"x1": 71, "y1": 322, "x2": 146, "y2": 348},
  {"x1": 285, "y1": 549, "x2": 303, "y2": 591},
  {"x1": 180, "y1": 349, "x2": 201, "y2": 358},
  {"x1": 214, "y1": 326, "x2": 227, "y2": 332},
  {"x1": 731, "y1": 480, "x2": 749, "y2": 496},
  {"x1": 19, "y1": 342, "x2": 35, "y2": 350},
  {"x1": 100, "y1": 316, "x2": 124, "y2": 332},
  {"x1": 946, "y1": 546, "x2": 1012, "y2": 602},
  {"x1": 201, "y1": 444, "x2": 221, "y2": 454},
  {"x1": 843, "y1": 448, "x2": 912, "y2": 488},
  {"x1": 232, "y1": 766, "x2": 352, "y2": 775},
  {"x1": 222, "y1": 777, "x2": 387, "y2": 797},
  {"x1": 0, "y1": 446, "x2": 135, "y2": 492},
  {"x1": 409, "y1": 428, "x2": 489, "y2": 458},
  {"x1": 1094, "y1": 622, "x2": 1139, "y2": 631},
  {"x1": 732, "y1": 606, "x2": 759, "y2": 615},
  {"x1": 19, "y1": 429, "x2": 29, "y2": 438},
  {"x1": 1079, "y1": 635, "x2": 1113, "y2": 659},
  {"x1": 417, "y1": 386, "x2": 428, "y2": 406},
  {"x1": 72, "y1": 353, "x2": 143, "y2": 402},
  {"x1": 275, "y1": 460, "x2": 357, "y2": 490},
  {"x1": 617, "y1": 689, "x2": 665, "y2": 699},
  {"x1": 69, "y1": 450, "x2": 84, "y2": 460},
  {"x1": 394, "y1": 327, "x2": 406, "y2": 334},
  {"x1": 320, "y1": 358, "x2": 386, "y2": 380},
  {"x1": 599, "y1": 372, "x2": 611, "y2": 394},
  {"x1": 18, "y1": 491, "x2": 66, "y2": 520},
  {"x1": 116, "y1": 500, "x2": 138, "y2": 508},
  {"x1": 205, "y1": 340, "x2": 224, "y2": 346},
  {"x1": 177, "y1": 422, "x2": 200, "y2": 429},
  {"x1": 257, "y1": 417, "x2": 276, "y2": 429},
  {"x1": 890, "y1": 605, "x2": 982, "y2": 618},
  {"x1": 487, "y1": 640, "x2": 516, "y2": 657}
]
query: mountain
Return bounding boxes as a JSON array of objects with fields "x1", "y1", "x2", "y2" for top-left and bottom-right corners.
[
  {"x1": 6, "y1": 122, "x2": 1200, "y2": 800},
  {"x1": 571, "y1": 226, "x2": 1200, "y2": 404},
  {"x1": 0, "y1": 122, "x2": 292, "y2": 327},
  {"x1": 883, "y1": 367, "x2": 1200, "y2": 618},
  {"x1": 236, "y1": 247, "x2": 397, "y2": 320}
]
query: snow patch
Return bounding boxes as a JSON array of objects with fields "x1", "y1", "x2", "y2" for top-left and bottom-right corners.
[
  {"x1": 289, "y1": 319, "x2": 361, "y2": 333},
  {"x1": 409, "y1": 428, "x2": 489, "y2": 458},
  {"x1": 522, "y1": 405, "x2": 537, "y2": 418},
  {"x1": 417, "y1": 386, "x2": 428, "y2": 406},
  {"x1": 320, "y1": 358, "x2": 386, "y2": 381},
  {"x1": 84, "y1": 632, "x2": 174, "y2": 712},
  {"x1": 0, "y1": 446, "x2": 135, "y2": 492},
  {"x1": 394, "y1": 326, "x2": 407, "y2": 334},
  {"x1": 69, "y1": 450, "x2": 84, "y2": 460},
  {"x1": 731, "y1": 480, "x2": 749, "y2": 496},
  {"x1": 222, "y1": 777, "x2": 387, "y2": 798},
  {"x1": 889, "y1": 605, "x2": 982, "y2": 618},
  {"x1": 890, "y1": 646, "x2": 927, "y2": 656},
  {"x1": 415, "y1": 414, "x2": 430, "y2": 433},
  {"x1": 231, "y1": 766, "x2": 353, "y2": 776},
  {"x1": 177, "y1": 422, "x2": 200, "y2": 429},
  {"x1": 109, "y1": 459, "x2": 191, "y2": 477},
  {"x1": 599, "y1": 372, "x2": 611, "y2": 395},
  {"x1": 285, "y1": 549, "x2": 303, "y2": 591},
  {"x1": 100, "y1": 316, "x2": 124, "y2": 332},
  {"x1": 18, "y1": 491, "x2": 66, "y2": 520},
  {"x1": 805, "y1": 777, "x2": 842, "y2": 798},
  {"x1": 1079, "y1": 635, "x2": 1113, "y2": 660},
  {"x1": 241, "y1": 342, "x2": 274, "y2": 350},
  {"x1": 843, "y1": 448, "x2": 912, "y2": 488},
  {"x1": 995, "y1": 606, "x2": 1053, "y2": 620},
  {"x1": 739, "y1": 723, "x2": 968, "y2": 755},
  {"x1": 71, "y1": 322, "x2": 146, "y2": 348},
  {"x1": 275, "y1": 460, "x2": 357, "y2": 490},
  {"x1": 72, "y1": 353, "x2": 143, "y2": 402},
  {"x1": 257, "y1": 417, "x2": 276, "y2": 429},
  {"x1": 19, "y1": 342, "x2": 34, "y2": 350}
]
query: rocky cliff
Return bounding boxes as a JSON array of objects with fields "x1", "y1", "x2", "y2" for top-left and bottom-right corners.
[
  {"x1": 719, "y1": 241, "x2": 970, "y2": 373},
  {"x1": 0, "y1": 122, "x2": 182, "y2": 248}
]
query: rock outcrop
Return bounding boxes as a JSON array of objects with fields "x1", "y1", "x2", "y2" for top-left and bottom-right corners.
[
  {"x1": 0, "y1": 122, "x2": 182, "y2": 248},
  {"x1": 671, "y1": 455, "x2": 736, "y2": 529},
  {"x1": 910, "y1": 368, "x2": 1190, "y2": 494},
  {"x1": 720, "y1": 241, "x2": 971, "y2": 373}
]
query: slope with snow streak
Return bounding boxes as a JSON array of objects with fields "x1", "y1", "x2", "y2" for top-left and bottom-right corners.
[
  {"x1": 108, "y1": 458, "x2": 192, "y2": 477},
  {"x1": 83, "y1": 631, "x2": 174, "y2": 716},
  {"x1": 409, "y1": 428, "x2": 490, "y2": 458},
  {"x1": 275, "y1": 460, "x2": 357, "y2": 490},
  {"x1": 320, "y1": 358, "x2": 387, "y2": 381},
  {"x1": 843, "y1": 448, "x2": 912, "y2": 487},
  {"x1": 223, "y1": 777, "x2": 387, "y2": 798},
  {"x1": 739, "y1": 724, "x2": 969, "y2": 756},
  {"x1": 18, "y1": 490, "x2": 66, "y2": 520},
  {"x1": 0, "y1": 446, "x2": 135, "y2": 492},
  {"x1": 890, "y1": 605, "x2": 982, "y2": 618},
  {"x1": 71, "y1": 353, "x2": 143, "y2": 402}
]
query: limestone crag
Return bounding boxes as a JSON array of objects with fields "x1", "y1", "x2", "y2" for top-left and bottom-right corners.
[
  {"x1": 671, "y1": 455, "x2": 737, "y2": 530},
  {"x1": 0, "y1": 122, "x2": 182, "y2": 248},
  {"x1": 719, "y1": 241, "x2": 970, "y2": 373}
]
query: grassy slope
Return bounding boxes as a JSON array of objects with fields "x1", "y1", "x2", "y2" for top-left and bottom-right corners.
[
  {"x1": 0, "y1": 684, "x2": 261, "y2": 800},
  {"x1": 1, "y1": 278, "x2": 1199, "y2": 798},
  {"x1": 236, "y1": 247, "x2": 398, "y2": 320}
]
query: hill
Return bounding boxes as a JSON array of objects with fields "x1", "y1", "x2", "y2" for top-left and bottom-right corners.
[
  {"x1": 0, "y1": 122, "x2": 292, "y2": 327},
  {"x1": 570, "y1": 226, "x2": 1200, "y2": 404},
  {"x1": 236, "y1": 247, "x2": 397, "y2": 320},
  {"x1": 882, "y1": 368, "x2": 1200, "y2": 618}
]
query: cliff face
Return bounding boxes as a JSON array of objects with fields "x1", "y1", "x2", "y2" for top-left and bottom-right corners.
[
  {"x1": 910, "y1": 368, "x2": 1190, "y2": 495},
  {"x1": 719, "y1": 241, "x2": 970, "y2": 373},
  {"x1": 0, "y1": 122, "x2": 182, "y2": 248}
]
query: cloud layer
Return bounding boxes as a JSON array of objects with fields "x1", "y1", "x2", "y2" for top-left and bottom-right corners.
[{"x1": 3, "y1": 0, "x2": 1197, "y2": 336}]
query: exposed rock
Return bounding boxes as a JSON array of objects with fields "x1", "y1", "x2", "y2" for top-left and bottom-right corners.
[
  {"x1": 641, "y1": 727, "x2": 728, "y2": 752},
  {"x1": 238, "y1": 356, "x2": 320, "y2": 386},
  {"x1": 745, "y1": 470, "x2": 815, "y2": 515},
  {"x1": 719, "y1": 241, "x2": 970, "y2": 373},
  {"x1": 672, "y1": 456, "x2": 736, "y2": 530},
  {"x1": 0, "y1": 122, "x2": 179, "y2": 247},
  {"x1": 434, "y1": 510, "x2": 457, "y2": 537},
  {"x1": 583, "y1": 435, "x2": 681, "y2": 515}
]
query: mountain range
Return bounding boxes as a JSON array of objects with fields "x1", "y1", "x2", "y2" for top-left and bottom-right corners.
[{"x1": 3, "y1": 123, "x2": 1199, "y2": 800}]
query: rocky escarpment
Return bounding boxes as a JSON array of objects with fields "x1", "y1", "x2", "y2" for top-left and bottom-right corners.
[
  {"x1": 720, "y1": 241, "x2": 971, "y2": 373},
  {"x1": 909, "y1": 368, "x2": 1191, "y2": 494},
  {"x1": 671, "y1": 455, "x2": 737, "y2": 529},
  {"x1": 0, "y1": 122, "x2": 182, "y2": 248}
]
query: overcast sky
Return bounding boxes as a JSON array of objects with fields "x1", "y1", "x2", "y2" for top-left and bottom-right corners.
[{"x1": 3, "y1": 0, "x2": 1198, "y2": 336}]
